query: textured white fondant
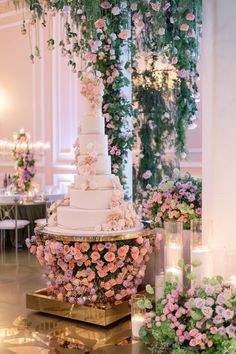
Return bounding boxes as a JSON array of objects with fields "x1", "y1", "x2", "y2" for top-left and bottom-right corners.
[
  {"x1": 57, "y1": 206, "x2": 111, "y2": 230},
  {"x1": 70, "y1": 188, "x2": 113, "y2": 209},
  {"x1": 77, "y1": 155, "x2": 111, "y2": 174},
  {"x1": 80, "y1": 112, "x2": 104, "y2": 134},
  {"x1": 74, "y1": 174, "x2": 116, "y2": 189},
  {"x1": 79, "y1": 134, "x2": 108, "y2": 155}
]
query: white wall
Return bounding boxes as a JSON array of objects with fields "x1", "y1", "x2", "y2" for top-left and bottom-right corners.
[
  {"x1": 0, "y1": 1, "x2": 202, "y2": 192},
  {"x1": 0, "y1": 1, "x2": 80, "y2": 192},
  {"x1": 202, "y1": 0, "x2": 236, "y2": 277}
]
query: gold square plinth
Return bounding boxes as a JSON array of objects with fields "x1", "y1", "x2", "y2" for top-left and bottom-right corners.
[{"x1": 26, "y1": 289, "x2": 131, "y2": 326}]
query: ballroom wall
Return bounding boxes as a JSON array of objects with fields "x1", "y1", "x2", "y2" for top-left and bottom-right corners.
[
  {"x1": 0, "y1": 0, "x2": 202, "y2": 193},
  {"x1": 202, "y1": 0, "x2": 236, "y2": 276}
]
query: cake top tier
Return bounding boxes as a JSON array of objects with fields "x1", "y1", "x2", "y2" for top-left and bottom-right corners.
[{"x1": 81, "y1": 72, "x2": 104, "y2": 110}]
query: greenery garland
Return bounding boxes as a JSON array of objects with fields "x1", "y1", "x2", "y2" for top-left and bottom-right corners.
[
  {"x1": 16, "y1": 0, "x2": 201, "y2": 197},
  {"x1": 131, "y1": 0, "x2": 202, "y2": 196}
]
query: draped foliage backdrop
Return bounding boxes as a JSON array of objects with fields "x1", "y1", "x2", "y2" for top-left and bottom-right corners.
[{"x1": 11, "y1": 0, "x2": 201, "y2": 197}]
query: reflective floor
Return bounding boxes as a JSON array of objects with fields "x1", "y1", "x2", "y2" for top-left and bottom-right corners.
[{"x1": 0, "y1": 249, "x2": 149, "y2": 354}]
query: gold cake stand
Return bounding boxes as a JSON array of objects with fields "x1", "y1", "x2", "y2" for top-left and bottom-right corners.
[{"x1": 26, "y1": 227, "x2": 156, "y2": 326}]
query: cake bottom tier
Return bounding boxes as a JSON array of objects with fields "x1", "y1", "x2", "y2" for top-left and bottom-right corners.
[{"x1": 57, "y1": 206, "x2": 111, "y2": 230}]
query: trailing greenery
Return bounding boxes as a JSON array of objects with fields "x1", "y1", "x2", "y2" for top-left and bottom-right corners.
[{"x1": 15, "y1": 0, "x2": 201, "y2": 197}]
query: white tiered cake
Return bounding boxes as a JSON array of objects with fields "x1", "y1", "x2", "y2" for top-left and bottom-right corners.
[{"x1": 48, "y1": 74, "x2": 141, "y2": 233}]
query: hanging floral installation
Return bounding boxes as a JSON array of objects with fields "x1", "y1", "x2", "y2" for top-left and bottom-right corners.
[{"x1": 16, "y1": 0, "x2": 201, "y2": 196}]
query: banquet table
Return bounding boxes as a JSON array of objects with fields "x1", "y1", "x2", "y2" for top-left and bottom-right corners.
[{"x1": 0, "y1": 193, "x2": 64, "y2": 246}]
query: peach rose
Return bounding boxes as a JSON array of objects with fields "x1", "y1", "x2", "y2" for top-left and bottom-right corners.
[
  {"x1": 95, "y1": 18, "x2": 106, "y2": 28},
  {"x1": 180, "y1": 23, "x2": 189, "y2": 32},
  {"x1": 104, "y1": 251, "x2": 115, "y2": 262},
  {"x1": 118, "y1": 245, "x2": 129, "y2": 258},
  {"x1": 186, "y1": 12, "x2": 195, "y2": 21},
  {"x1": 91, "y1": 251, "x2": 100, "y2": 262},
  {"x1": 97, "y1": 243, "x2": 105, "y2": 251},
  {"x1": 80, "y1": 243, "x2": 90, "y2": 252},
  {"x1": 118, "y1": 30, "x2": 131, "y2": 40},
  {"x1": 105, "y1": 290, "x2": 115, "y2": 298},
  {"x1": 131, "y1": 246, "x2": 139, "y2": 260},
  {"x1": 98, "y1": 270, "x2": 107, "y2": 278}
]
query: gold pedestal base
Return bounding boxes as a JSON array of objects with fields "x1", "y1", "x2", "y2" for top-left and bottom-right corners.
[{"x1": 26, "y1": 289, "x2": 131, "y2": 326}]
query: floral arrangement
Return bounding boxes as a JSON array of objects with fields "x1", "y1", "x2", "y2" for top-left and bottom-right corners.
[
  {"x1": 80, "y1": 72, "x2": 104, "y2": 109},
  {"x1": 142, "y1": 169, "x2": 202, "y2": 229},
  {"x1": 96, "y1": 177, "x2": 141, "y2": 232},
  {"x1": 17, "y1": 0, "x2": 201, "y2": 197},
  {"x1": 26, "y1": 235, "x2": 152, "y2": 305},
  {"x1": 140, "y1": 277, "x2": 236, "y2": 354},
  {"x1": 12, "y1": 129, "x2": 36, "y2": 193}
]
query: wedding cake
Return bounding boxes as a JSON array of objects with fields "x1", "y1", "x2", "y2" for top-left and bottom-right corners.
[{"x1": 48, "y1": 73, "x2": 141, "y2": 233}]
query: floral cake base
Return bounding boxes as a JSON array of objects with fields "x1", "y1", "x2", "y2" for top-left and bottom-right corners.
[{"x1": 26, "y1": 288, "x2": 131, "y2": 326}]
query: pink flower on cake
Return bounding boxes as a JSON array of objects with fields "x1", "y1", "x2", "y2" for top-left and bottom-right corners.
[
  {"x1": 95, "y1": 19, "x2": 107, "y2": 28},
  {"x1": 104, "y1": 251, "x2": 115, "y2": 262},
  {"x1": 118, "y1": 30, "x2": 131, "y2": 40},
  {"x1": 100, "y1": 1, "x2": 111, "y2": 9},
  {"x1": 84, "y1": 52, "x2": 97, "y2": 63}
]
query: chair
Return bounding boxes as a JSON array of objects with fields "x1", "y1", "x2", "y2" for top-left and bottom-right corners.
[{"x1": 0, "y1": 198, "x2": 30, "y2": 253}]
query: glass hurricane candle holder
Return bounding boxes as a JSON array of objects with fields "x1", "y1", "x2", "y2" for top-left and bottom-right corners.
[
  {"x1": 164, "y1": 221, "x2": 183, "y2": 286},
  {"x1": 131, "y1": 294, "x2": 146, "y2": 339},
  {"x1": 155, "y1": 272, "x2": 165, "y2": 302},
  {"x1": 191, "y1": 219, "x2": 211, "y2": 282}
]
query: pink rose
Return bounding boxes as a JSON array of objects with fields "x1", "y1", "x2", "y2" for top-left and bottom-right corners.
[
  {"x1": 91, "y1": 251, "x2": 100, "y2": 262},
  {"x1": 107, "y1": 76, "x2": 113, "y2": 84},
  {"x1": 210, "y1": 327, "x2": 218, "y2": 334},
  {"x1": 171, "y1": 56, "x2": 178, "y2": 65},
  {"x1": 130, "y1": 3, "x2": 137, "y2": 11},
  {"x1": 104, "y1": 251, "x2": 115, "y2": 262},
  {"x1": 95, "y1": 18, "x2": 106, "y2": 28},
  {"x1": 30, "y1": 245, "x2": 36, "y2": 254},
  {"x1": 180, "y1": 23, "x2": 189, "y2": 32},
  {"x1": 150, "y1": 2, "x2": 161, "y2": 11},
  {"x1": 100, "y1": 2, "x2": 111, "y2": 9},
  {"x1": 189, "y1": 328, "x2": 199, "y2": 337},
  {"x1": 163, "y1": 2, "x2": 171, "y2": 11},
  {"x1": 190, "y1": 339, "x2": 197, "y2": 347},
  {"x1": 111, "y1": 6, "x2": 120, "y2": 15},
  {"x1": 80, "y1": 242, "x2": 90, "y2": 252},
  {"x1": 118, "y1": 30, "x2": 131, "y2": 40},
  {"x1": 143, "y1": 170, "x2": 152, "y2": 179},
  {"x1": 186, "y1": 12, "x2": 195, "y2": 21},
  {"x1": 105, "y1": 290, "x2": 115, "y2": 298}
]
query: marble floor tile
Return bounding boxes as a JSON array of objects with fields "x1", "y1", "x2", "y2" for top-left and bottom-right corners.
[{"x1": 0, "y1": 249, "x2": 149, "y2": 354}]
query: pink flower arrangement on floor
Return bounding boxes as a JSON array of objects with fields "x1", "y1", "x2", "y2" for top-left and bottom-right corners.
[
  {"x1": 142, "y1": 169, "x2": 202, "y2": 229},
  {"x1": 26, "y1": 235, "x2": 152, "y2": 306},
  {"x1": 12, "y1": 129, "x2": 36, "y2": 192},
  {"x1": 140, "y1": 277, "x2": 236, "y2": 353}
]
